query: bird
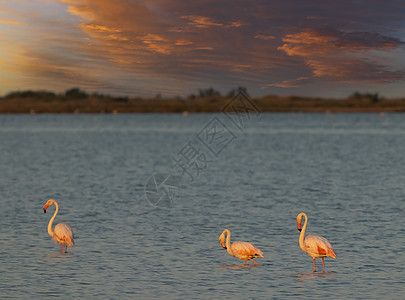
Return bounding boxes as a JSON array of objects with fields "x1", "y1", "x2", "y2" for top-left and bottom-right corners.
[
  {"x1": 219, "y1": 229, "x2": 263, "y2": 265},
  {"x1": 296, "y1": 212, "x2": 337, "y2": 272},
  {"x1": 43, "y1": 199, "x2": 74, "y2": 253}
]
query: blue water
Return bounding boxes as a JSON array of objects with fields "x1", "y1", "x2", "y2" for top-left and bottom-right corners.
[{"x1": 0, "y1": 113, "x2": 404, "y2": 299}]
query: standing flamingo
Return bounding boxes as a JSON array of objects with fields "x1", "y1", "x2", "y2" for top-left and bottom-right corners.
[
  {"x1": 219, "y1": 229, "x2": 263, "y2": 265},
  {"x1": 296, "y1": 212, "x2": 337, "y2": 272},
  {"x1": 43, "y1": 199, "x2": 74, "y2": 253}
]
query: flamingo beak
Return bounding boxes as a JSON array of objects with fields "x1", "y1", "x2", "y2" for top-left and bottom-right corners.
[
  {"x1": 297, "y1": 222, "x2": 302, "y2": 232},
  {"x1": 43, "y1": 204, "x2": 48, "y2": 213},
  {"x1": 219, "y1": 239, "x2": 226, "y2": 249}
]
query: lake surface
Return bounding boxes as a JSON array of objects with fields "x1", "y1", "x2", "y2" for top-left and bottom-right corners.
[{"x1": 0, "y1": 113, "x2": 404, "y2": 299}]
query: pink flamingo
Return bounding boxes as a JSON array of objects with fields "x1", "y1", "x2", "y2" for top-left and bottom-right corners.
[
  {"x1": 43, "y1": 199, "x2": 74, "y2": 253},
  {"x1": 296, "y1": 212, "x2": 337, "y2": 272},
  {"x1": 219, "y1": 229, "x2": 263, "y2": 265}
]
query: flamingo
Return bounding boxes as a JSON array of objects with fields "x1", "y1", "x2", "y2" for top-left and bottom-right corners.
[
  {"x1": 43, "y1": 199, "x2": 74, "y2": 253},
  {"x1": 296, "y1": 212, "x2": 337, "y2": 272},
  {"x1": 219, "y1": 229, "x2": 263, "y2": 265}
]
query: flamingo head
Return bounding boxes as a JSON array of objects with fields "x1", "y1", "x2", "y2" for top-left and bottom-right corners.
[
  {"x1": 43, "y1": 199, "x2": 56, "y2": 213},
  {"x1": 219, "y1": 230, "x2": 227, "y2": 249},
  {"x1": 296, "y1": 213, "x2": 304, "y2": 232}
]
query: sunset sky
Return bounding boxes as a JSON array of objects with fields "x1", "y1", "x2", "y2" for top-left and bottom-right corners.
[{"x1": 1, "y1": 0, "x2": 405, "y2": 98}]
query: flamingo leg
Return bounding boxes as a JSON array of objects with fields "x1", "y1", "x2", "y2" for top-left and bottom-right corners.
[
  {"x1": 322, "y1": 257, "x2": 325, "y2": 272},
  {"x1": 60, "y1": 244, "x2": 64, "y2": 253},
  {"x1": 65, "y1": 245, "x2": 68, "y2": 253},
  {"x1": 244, "y1": 260, "x2": 247, "y2": 265},
  {"x1": 313, "y1": 258, "x2": 316, "y2": 272},
  {"x1": 250, "y1": 259, "x2": 259, "y2": 265}
]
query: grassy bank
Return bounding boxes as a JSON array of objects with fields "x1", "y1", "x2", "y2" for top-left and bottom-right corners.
[{"x1": 1, "y1": 89, "x2": 405, "y2": 113}]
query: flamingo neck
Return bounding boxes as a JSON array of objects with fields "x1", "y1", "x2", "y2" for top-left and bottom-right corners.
[
  {"x1": 48, "y1": 202, "x2": 58, "y2": 237},
  {"x1": 225, "y1": 229, "x2": 234, "y2": 256},
  {"x1": 299, "y1": 213, "x2": 308, "y2": 252}
]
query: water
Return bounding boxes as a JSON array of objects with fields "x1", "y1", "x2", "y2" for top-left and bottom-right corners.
[{"x1": 0, "y1": 113, "x2": 404, "y2": 299}]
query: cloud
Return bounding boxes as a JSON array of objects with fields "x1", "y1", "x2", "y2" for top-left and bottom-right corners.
[
  {"x1": 175, "y1": 39, "x2": 193, "y2": 46},
  {"x1": 182, "y1": 15, "x2": 223, "y2": 28},
  {"x1": 2, "y1": 0, "x2": 405, "y2": 97},
  {"x1": 265, "y1": 77, "x2": 313, "y2": 88},
  {"x1": 0, "y1": 17, "x2": 21, "y2": 25},
  {"x1": 56, "y1": 0, "x2": 263, "y2": 88},
  {"x1": 279, "y1": 28, "x2": 403, "y2": 56},
  {"x1": 181, "y1": 15, "x2": 247, "y2": 29},
  {"x1": 254, "y1": 34, "x2": 276, "y2": 40},
  {"x1": 60, "y1": 1, "x2": 405, "y2": 95},
  {"x1": 278, "y1": 27, "x2": 405, "y2": 84},
  {"x1": 139, "y1": 34, "x2": 173, "y2": 54},
  {"x1": 80, "y1": 24, "x2": 122, "y2": 33}
]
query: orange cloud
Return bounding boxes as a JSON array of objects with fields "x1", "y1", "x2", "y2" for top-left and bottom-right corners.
[
  {"x1": 81, "y1": 24, "x2": 122, "y2": 33},
  {"x1": 278, "y1": 28, "x2": 405, "y2": 84},
  {"x1": 181, "y1": 15, "x2": 247, "y2": 29},
  {"x1": 66, "y1": 4, "x2": 96, "y2": 20},
  {"x1": 138, "y1": 34, "x2": 177, "y2": 54},
  {"x1": 106, "y1": 34, "x2": 128, "y2": 41},
  {"x1": 265, "y1": 77, "x2": 312, "y2": 88},
  {"x1": 228, "y1": 21, "x2": 246, "y2": 28},
  {"x1": 175, "y1": 40, "x2": 193, "y2": 46},
  {"x1": 182, "y1": 15, "x2": 223, "y2": 28},
  {"x1": 0, "y1": 17, "x2": 21, "y2": 25}
]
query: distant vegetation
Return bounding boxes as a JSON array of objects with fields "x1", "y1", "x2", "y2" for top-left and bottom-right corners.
[{"x1": 1, "y1": 87, "x2": 405, "y2": 113}]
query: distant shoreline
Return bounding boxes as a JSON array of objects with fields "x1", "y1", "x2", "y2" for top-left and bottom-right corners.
[{"x1": 1, "y1": 89, "x2": 405, "y2": 113}]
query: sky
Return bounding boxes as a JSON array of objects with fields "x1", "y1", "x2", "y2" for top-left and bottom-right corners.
[{"x1": 1, "y1": 0, "x2": 405, "y2": 98}]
